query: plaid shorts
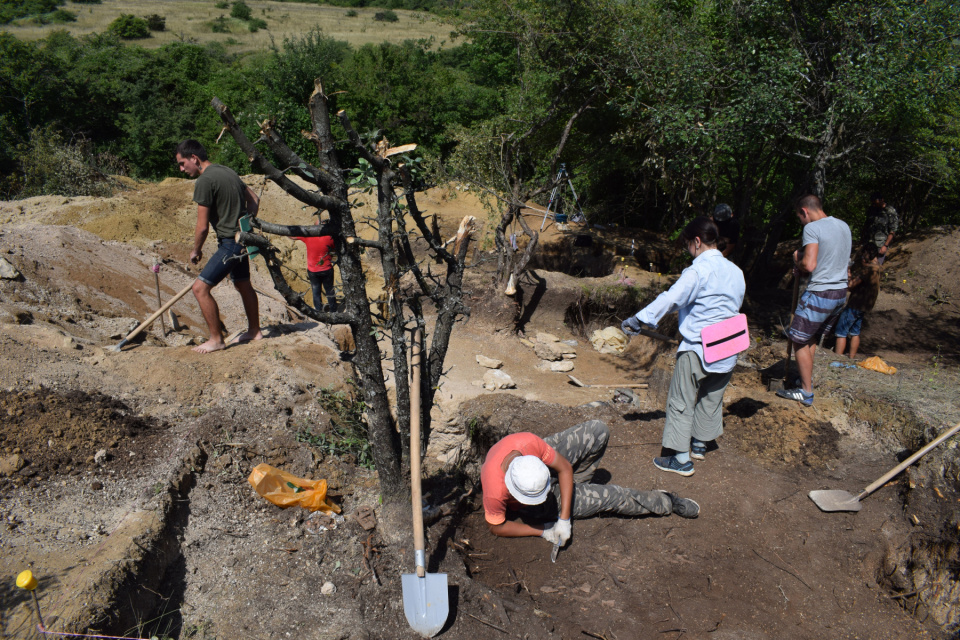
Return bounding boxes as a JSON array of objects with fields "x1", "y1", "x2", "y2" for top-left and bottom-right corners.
[{"x1": 786, "y1": 289, "x2": 846, "y2": 345}]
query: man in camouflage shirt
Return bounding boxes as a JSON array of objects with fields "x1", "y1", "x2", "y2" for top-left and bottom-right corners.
[{"x1": 863, "y1": 192, "x2": 899, "y2": 265}]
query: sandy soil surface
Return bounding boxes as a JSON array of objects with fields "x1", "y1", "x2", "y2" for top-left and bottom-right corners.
[{"x1": 0, "y1": 180, "x2": 958, "y2": 640}]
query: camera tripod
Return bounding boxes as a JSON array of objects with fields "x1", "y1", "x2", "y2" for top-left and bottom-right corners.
[{"x1": 539, "y1": 163, "x2": 586, "y2": 231}]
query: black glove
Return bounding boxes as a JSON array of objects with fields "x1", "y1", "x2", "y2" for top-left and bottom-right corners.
[{"x1": 621, "y1": 316, "x2": 642, "y2": 336}]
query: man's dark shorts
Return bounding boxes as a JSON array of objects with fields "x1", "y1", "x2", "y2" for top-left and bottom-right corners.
[
  {"x1": 786, "y1": 288, "x2": 846, "y2": 345},
  {"x1": 198, "y1": 238, "x2": 250, "y2": 286}
]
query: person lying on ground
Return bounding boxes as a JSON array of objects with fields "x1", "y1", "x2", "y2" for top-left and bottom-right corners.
[
  {"x1": 834, "y1": 244, "x2": 881, "y2": 360},
  {"x1": 481, "y1": 420, "x2": 699, "y2": 550},
  {"x1": 776, "y1": 195, "x2": 851, "y2": 406},
  {"x1": 621, "y1": 217, "x2": 745, "y2": 477},
  {"x1": 175, "y1": 139, "x2": 263, "y2": 354}
]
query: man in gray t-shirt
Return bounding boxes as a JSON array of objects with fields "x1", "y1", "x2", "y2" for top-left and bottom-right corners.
[
  {"x1": 802, "y1": 215, "x2": 851, "y2": 291},
  {"x1": 776, "y1": 195, "x2": 851, "y2": 406}
]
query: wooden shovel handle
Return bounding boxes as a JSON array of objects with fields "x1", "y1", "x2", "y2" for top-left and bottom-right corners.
[
  {"x1": 410, "y1": 328, "x2": 426, "y2": 577},
  {"x1": 638, "y1": 327, "x2": 679, "y2": 345},
  {"x1": 119, "y1": 282, "x2": 193, "y2": 345},
  {"x1": 784, "y1": 274, "x2": 800, "y2": 384},
  {"x1": 859, "y1": 421, "x2": 960, "y2": 499}
]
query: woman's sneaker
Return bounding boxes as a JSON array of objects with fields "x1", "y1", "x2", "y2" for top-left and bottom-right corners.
[
  {"x1": 653, "y1": 455, "x2": 694, "y2": 476},
  {"x1": 776, "y1": 387, "x2": 814, "y2": 406},
  {"x1": 690, "y1": 441, "x2": 707, "y2": 460}
]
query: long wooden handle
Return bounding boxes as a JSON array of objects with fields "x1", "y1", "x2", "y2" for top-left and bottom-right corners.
[
  {"x1": 638, "y1": 328, "x2": 679, "y2": 345},
  {"x1": 858, "y1": 421, "x2": 960, "y2": 499},
  {"x1": 120, "y1": 283, "x2": 193, "y2": 344},
  {"x1": 410, "y1": 328, "x2": 426, "y2": 577},
  {"x1": 784, "y1": 275, "x2": 800, "y2": 383}
]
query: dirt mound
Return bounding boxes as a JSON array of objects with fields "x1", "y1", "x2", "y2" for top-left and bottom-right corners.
[
  {"x1": 724, "y1": 397, "x2": 841, "y2": 467},
  {"x1": 0, "y1": 388, "x2": 168, "y2": 483}
]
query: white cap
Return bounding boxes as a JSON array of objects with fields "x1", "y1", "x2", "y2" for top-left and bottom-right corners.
[{"x1": 504, "y1": 455, "x2": 551, "y2": 505}]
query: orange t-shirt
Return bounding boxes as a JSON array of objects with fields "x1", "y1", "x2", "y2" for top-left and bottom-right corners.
[{"x1": 480, "y1": 433, "x2": 556, "y2": 526}]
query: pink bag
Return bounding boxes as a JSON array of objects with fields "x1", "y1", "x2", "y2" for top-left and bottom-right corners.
[{"x1": 701, "y1": 313, "x2": 749, "y2": 363}]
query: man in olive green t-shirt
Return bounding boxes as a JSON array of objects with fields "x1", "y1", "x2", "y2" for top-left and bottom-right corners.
[{"x1": 175, "y1": 139, "x2": 262, "y2": 354}]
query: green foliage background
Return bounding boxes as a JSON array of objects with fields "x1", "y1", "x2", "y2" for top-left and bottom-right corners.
[{"x1": 1, "y1": 0, "x2": 958, "y2": 268}]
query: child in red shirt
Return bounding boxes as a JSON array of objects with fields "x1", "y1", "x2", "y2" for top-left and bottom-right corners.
[{"x1": 294, "y1": 230, "x2": 337, "y2": 312}]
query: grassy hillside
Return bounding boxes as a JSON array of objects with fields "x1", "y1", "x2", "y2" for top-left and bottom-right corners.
[{"x1": 4, "y1": 0, "x2": 455, "y2": 50}]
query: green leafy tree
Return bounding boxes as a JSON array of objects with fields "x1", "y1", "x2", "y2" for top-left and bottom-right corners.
[
  {"x1": 447, "y1": 0, "x2": 618, "y2": 287},
  {"x1": 605, "y1": 0, "x2": 960, "y2": 281}
]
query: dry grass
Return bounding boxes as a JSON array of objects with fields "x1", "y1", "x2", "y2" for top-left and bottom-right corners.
[{"x1": 7, "y1": 0, "x2": 455, "y2": 52}]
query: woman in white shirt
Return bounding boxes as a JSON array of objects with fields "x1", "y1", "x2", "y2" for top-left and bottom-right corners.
[{"x1": 622, "y1": 217, "x2": 746, "y2": 477}]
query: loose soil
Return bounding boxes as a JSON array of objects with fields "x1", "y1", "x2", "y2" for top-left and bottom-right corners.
[{"x1": 0, "y1": 181, "x2": 958, "y2": 639}]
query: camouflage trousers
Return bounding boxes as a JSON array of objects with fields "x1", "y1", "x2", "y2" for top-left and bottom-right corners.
[{"x1": 527, "y1": 420, "x2": 671, "y2": 519}]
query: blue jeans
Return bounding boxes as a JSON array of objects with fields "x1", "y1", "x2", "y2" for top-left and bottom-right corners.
[
  {"x1": 307, "y1": 269, "x2": 337, "y2": 312},
  {"x1": 834, "y1": 307, "x2": 865, "y2": 337},
  {"x1": 198, "y1": 238, "x2": 250, "y2": 286}
]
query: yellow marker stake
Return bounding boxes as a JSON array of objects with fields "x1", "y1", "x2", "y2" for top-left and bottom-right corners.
[
  {"x1": 16, "y1": 570, "x2": 37, "y2": 590},
  {"x1": 16, "y1": 570, "x2": 44, "y2": 628}
]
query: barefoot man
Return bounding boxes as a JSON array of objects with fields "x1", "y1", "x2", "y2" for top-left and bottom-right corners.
[{"x1": 175, "y1": 139, "x2": 262, "y2": 353}]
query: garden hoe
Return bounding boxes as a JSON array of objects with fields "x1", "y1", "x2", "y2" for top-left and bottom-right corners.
[
  {"x1": 107, "y1": 282, "x2": 193, "y2": 352},
  {"x1": 809, "y1": 421, "x2": 960, "y2": 512},
  {"x1": 402, "y1": 329, "x2": 448, "y2": 637}
]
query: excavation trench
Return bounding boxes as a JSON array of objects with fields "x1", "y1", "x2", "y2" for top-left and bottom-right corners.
[{"x1": 2, "y1": 386, "x2": 958, "y2": 638}]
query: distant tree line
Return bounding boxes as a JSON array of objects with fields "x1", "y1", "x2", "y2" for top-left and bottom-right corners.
[{"x1": 1, "y1": 0, "x2": 958, "y2": 279}]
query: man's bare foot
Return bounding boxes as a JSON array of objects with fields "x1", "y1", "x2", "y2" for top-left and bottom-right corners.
[
  {"x1": 229, "y1": 330, "x2": 263, "y2": 345},
  {"x1": 193, "y1": 339, "x2": 227, "y2": 354}
]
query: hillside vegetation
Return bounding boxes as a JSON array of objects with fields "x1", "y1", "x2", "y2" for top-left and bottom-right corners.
[{"x1": 2, "y1": 0, "x2": 453, "y2": 51}]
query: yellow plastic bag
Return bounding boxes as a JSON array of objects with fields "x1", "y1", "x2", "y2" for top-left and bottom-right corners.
[
  {"x1": 858, "y1": 356, "x2": 897, "y2": 375},
  {"x1": 247, "y1": 463, "x2": 341, "y2": 513}
]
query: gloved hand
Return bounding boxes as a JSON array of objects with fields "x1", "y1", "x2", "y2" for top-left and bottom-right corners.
[
  {"x1": 621, "y1": 316, "x2": 642, "y2": 336},
  {"x1": 554, "y1": 518, "x2": 571, "y2": 546},
  {"x1": 541, "y1": 522, "x2": 562, "y2": 545}
]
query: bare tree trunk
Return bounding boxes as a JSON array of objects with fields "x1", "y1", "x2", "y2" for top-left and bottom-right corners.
[{"x1": 212, "y1": 81, "x2": 475, "y2": 504}]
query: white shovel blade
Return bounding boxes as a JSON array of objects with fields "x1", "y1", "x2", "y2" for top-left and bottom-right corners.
[{"x1": 402, "y1": 572, "x2": 448, "y2": 637}]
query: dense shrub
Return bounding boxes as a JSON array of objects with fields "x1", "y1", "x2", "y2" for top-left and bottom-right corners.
[
  {"x1": 345, "y1": 9, "x2": 357, "y2": 17},
  {"x1": 71, "y1": 0, "x2": 101, "y2": 3},
  {"x1": 374, "y1": 10, "x2": 398, "y2": 22},
  {"x1": 145, "y1": 14, "x2": 165, "y2": 31},
  {"x1": 46, "y1": 8, "x2": 75, "y2": 22},
  {"x1": 248, "y1": 17, "x2": 267, "y2": 32},
  {"x1": 214, "y1": 0, "x2": 228, "y2": 8},
  {"x1": 15, "y1": 126, "x2": 118, "y2": 198},
  {"x1": 230, "y1": 1, "x2": 251, "y2": 20},
  {"x1": 108, "y1": 14, "x2": 150, "y2": 39}
]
